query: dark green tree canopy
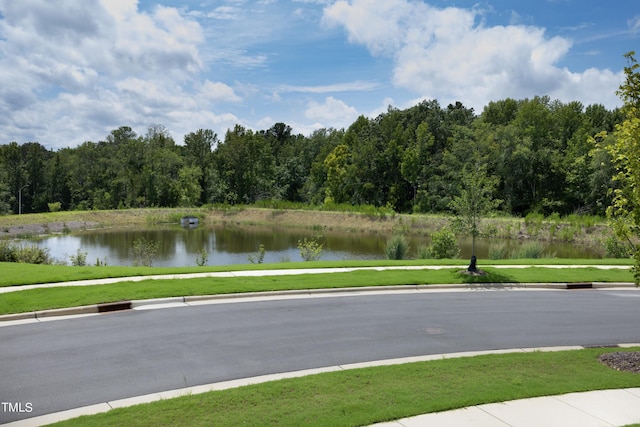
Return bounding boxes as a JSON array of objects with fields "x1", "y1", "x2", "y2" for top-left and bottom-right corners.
[{"x1": 0, "y1": 96, "x2": 624, "y2": 217}]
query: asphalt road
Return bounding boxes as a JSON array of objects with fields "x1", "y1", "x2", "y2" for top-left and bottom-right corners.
[{"x1": 2, "y1": 288, "x2": 640, "y2": 423}]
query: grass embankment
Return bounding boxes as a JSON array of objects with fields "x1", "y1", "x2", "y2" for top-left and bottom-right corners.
[
  {"x1": 0, "y1": 206, "x2": 613, "y2": 247},
  {"x1": 49, "y1": 347, "x2": 640, "y2": 427},
  {"x1": 0, "y1": 260, "x2": 634, "y2": 315}
]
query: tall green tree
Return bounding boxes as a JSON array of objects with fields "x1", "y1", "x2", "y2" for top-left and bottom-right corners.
[
  {"x1": 606, "y1": 52, "x2": 640, "y2": 283},
  {"x1": 183, "y1": 129, "x2": 217, "y2": 204}
]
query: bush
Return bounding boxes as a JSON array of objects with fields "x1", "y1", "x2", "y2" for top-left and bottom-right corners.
[
  {"x1": 298, "y1": 235, "x2": 324, "y2": 261},
  {"x1": 69, "y1": 249, "x2": 88, "y2": 266},
  {"x1": 0, "y1": 240, "x2": 52, "y2": 264},
  {"x1": 385, "y1": 234, "x2": 410, "y2": 260},
  {"x1": 196, "y1": 248, "x2": 209, "y2": 267},
  {"x1": 0, "y1": 240, "x2": 13, "y2": 262},
  {"x1": 488, "y1": 242, "x2": 508, "y2": 260},
  {"x1": 603, "y1": 236, "x2": 632, "y2": 258},
  {"x1": 131, "y1": 237, "x2": 158, "y2": 267},
  {"x1": 510, "y1": 242, "x2": 546, "y2": 259},
  {"x1": 423, "y1": 229, "x2": 460, "y2": 259},
  {"x1": 416, "y1": 244, "x2": 430, "y2": 259},
  {"x1": 524, "y1": 212, "x2": 544, "y2": 226},
  {"x1": 48, "y1": 202, "x2": 62, "y2": 212},
  {"x1": 248, "y1": 244, "x2": 266, "y2": 264}
]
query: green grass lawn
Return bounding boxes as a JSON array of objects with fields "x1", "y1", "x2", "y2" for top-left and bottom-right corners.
[
  {"x1": 48, "y1": 347, "x2": 640, "y2": 427},
  {"x1": 1, "y1": 258, "x2": 633, "y2": 287},
  {"x1": 0, "y1": 264, "x2": 635, "y2": 315}
]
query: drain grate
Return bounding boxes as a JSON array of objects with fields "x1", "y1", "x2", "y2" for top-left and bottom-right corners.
[{"x1": 566, "y1": 282, "x2": 593, "y2": 289}]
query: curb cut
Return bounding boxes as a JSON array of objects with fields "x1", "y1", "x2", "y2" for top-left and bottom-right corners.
[{"x1": 1, "y1": 282, "x2": 636, "y2": 323}]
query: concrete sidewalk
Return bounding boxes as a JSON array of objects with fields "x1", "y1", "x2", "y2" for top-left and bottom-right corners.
[{"x1": 372, "y1": 388, "x2": 640, "y2": 427}]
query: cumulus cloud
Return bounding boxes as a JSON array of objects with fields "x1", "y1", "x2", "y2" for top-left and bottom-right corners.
[
  {"x1": 323, "y1": 0, "x2": 623, "y2": 111},
  {"x1": 305, "y1": 96, "x2": 359, "y2": 127},
  {"x1": 0, "y1": 0, "x2": 215, "y2": 147},
  {"x1": 201, "y1": 80, "x2": 242, "y2": 102}
]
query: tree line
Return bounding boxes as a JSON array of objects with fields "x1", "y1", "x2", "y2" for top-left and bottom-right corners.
[{"x1": 0, "y1": 96, "x2": 624, "y2": 217}]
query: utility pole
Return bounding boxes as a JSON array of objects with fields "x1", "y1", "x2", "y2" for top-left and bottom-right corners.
[{"x1": 18, "y1": 184, "x2": 28, "y2": 215}]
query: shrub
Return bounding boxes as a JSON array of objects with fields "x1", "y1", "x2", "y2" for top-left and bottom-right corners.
[
  {"x1": 0, "y1": 240, "x2": 14, "y2": 262},
  {"x1": 248, "y1": 244, "x2": 266, "y2": 264},
  {"x1": 0, "y1": 241, "x2": 52, "y2": 264},
  {"x1": 48, "y1": 202, "x2": 62, "y2": 212},
  {"x1": 488, "y1": 242, "x2": 508, "y2": 260},
  {"x1": 385, "y1": 234, "x2": 410, "y2": 260},
  {"x1": 131, "y1": 237, "x2": 158, "y2": 267},
  {"x1": 558, "y1": 226, "x2": 577, "y2": 242},
  {"x1": 524, "y1": 212, "x2": 544, "y2": 236},
  {"x1": 196, "y1": 248, "x2": 209, "y2": 267},
  {"x1": 416, "y1": 244, "x2": 430, "y2": 259},
  {"x1": 510, "y1": 242, "x2": 545, "y2": 259},
  {"x1": 547, "y1": 212, "x2": 561, "y2": 223},
  {"x1": 524, "y1": 212, "x2": 544, "y2": 226},
  {"x1": 15, "y1": 246, "x2": 51, "y2": 264},
  {"x1": 69, "y1": 249, "x2": 88, "y2": 266},
  {"x1": 298, "y1": 235, "x2": 324, "y2": 261},
  {"x1": 603, "y1": 236, "x2": 632, "y2": 258},
  {"x1": 423, "y1": 228, "x2": 459, "y2": 259}
]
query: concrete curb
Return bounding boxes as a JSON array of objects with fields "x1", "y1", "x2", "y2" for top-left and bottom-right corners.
[
  {"x1": 1, "y1": 282, "x2": 636, "y2": 323},
  {"x1": 0, "y1": 301, "x2": 132, "y2": 323},
  {"x1": 5, "y1": 344, "x2": 640, "y2": 427}
]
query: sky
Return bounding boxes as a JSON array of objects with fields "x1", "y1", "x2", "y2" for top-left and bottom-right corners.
[{"x1": 0, "y1": 0, "x2": 638, "y2": 150}]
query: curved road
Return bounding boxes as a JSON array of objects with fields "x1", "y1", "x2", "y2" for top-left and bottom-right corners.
[{"x1": 2, "y1": 288, "x2": 640, "y2": 423}]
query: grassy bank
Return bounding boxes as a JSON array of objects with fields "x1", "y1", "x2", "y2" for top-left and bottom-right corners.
[
  {"x1": 50, "y1": 347, "x2": 640, "y2": 427},
  {"x1": 0, "y1": 262, "x2": 634, "y2": 315},
  {"x1": 0, "y1": 206, "x2": 613, "y2": 248}
]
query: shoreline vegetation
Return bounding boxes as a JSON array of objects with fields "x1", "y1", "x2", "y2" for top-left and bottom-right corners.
[{"x1": 0, "y1": 205, "x2": 614, "y2": 247}]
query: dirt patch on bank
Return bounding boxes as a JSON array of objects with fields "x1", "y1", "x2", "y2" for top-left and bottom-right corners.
[
  {"x1": 0, "y1": 208, "x2": 423, "y2": 238},
  {"x1": 0, "y1": 221, "x2": 100, "y2": 238},
  {"x1": 208, "y1": 209, "x2": 411, "y2": 233}
]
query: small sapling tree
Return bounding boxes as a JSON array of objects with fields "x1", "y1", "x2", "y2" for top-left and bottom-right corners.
[{"x1": 450, "y1": 165, "x2": 500, "y2": 272}]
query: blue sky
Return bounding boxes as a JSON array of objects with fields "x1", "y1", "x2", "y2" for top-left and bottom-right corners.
[{"x1": 0, "y1": 0, "x2": 637, "y2": 149}]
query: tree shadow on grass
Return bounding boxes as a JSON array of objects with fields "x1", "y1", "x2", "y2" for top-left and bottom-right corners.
[{"x1": 456, "y1": 268, "x2": 519, "y2": 289}]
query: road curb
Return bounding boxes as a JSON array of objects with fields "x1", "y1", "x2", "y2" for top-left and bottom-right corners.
[
  {"x1": 5, "y1": 344, "x2": 640, "y2": 427},
  {"x1": 1, "y1": 282, "x2": 636, "y2": 323}
]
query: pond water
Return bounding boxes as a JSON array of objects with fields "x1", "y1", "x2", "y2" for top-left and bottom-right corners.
[{"x1": 29, "y1": 224, "x2": 603, "y2": 267}]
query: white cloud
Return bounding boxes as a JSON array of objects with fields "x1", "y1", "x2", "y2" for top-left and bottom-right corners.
[
  {"x1": 206, "y1": 6, "x2": 242, "y2": 20},
  {"x1": 201, "y1": 80, "x2": 242, "y2": 103},
  {"x1": 305, "y1": 96, "x2": 359, "y2": 127},
  {"x1": 279, "y1": 80, "x2": 379, "y2": 94},
  {"x1": 0, "y1": 0, "x2": 214, "y2": 147},
  {"x1": 322, "y1": 0, "x2": 412, "y2": 56},
  {"x1": 323, "y1": 0, "x2": 623, "y2": 111}
]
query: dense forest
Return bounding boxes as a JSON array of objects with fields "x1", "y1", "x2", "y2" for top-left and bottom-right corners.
[{"x1": 0, "y1": 96, "x2": 624, "y2": 217}]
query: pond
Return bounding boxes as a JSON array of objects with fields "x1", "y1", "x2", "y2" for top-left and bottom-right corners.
[{"x1": 28, "y1": 224, "x2": 604, "y2": 267}]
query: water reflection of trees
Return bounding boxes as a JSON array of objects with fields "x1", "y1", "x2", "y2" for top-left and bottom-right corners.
[{"x1": 40, "y1": 224, "x2": 602, "y2": 267}]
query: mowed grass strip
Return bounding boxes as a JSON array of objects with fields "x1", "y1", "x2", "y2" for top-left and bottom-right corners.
[
  {"x1": 1, "y1": 259, "x2": 633, "y2": 287},
  {"x1": 0, "y1": 267, "x2": 635, "y2": 315},
  {"x1": 49, "y1": 348, "x2": 640, "y2": 427}
]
